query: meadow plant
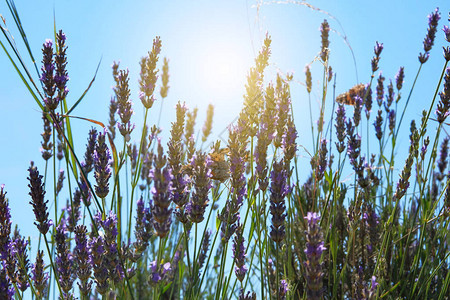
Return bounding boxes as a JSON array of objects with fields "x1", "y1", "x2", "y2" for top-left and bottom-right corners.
[{"x1": 1, "y1": 4, "x2": 450, "y2": 300}]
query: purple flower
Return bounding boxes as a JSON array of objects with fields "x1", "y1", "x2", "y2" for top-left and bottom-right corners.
[
  {"x1": 280, "y1": 279, "x2": 289, "y2": 297},
  {"x1": 13, "y1": 232, "x2": 30, "y2": 292},
  {"x1": 335, "y1": 104, "x2": 347, "y2": 153},
  {"x1": 372, "y1": 42, "x2": 383, "y2": 72},
  {"x1": 66, "y1": 189, "x2": 81, "y2": 232},
  {"x1": 31, "y1": 250, "x2": 48, "y2": 299},
  {"x1": 0, "y1": 269, "x2": 14, "y2": 300},
  {"x1": 132, "y1": 196, "x2": 153, "y2": 260},
  {"x1": 54, "y1": 30, "x2": 69, "y2": 102},
  {"x1": 436, "y1": 67, "x2": 450, "y2": 124},
  {"x1": 89, "y1": 236, "x2": 109, "y2": 295},
  {"x1": 419, "y1": 8, "x2": 441, "y2": 63},
  {"x1": 374, "y1": 110, "x2": 383, "y2": 141},
  {"x1": 198, "y1": 230, "x2": 211, "y2": 274},
  {"x1": 347, "y1": 120, "x2": 361, "y2": 168},
  {"x1": 376, "y1": 73, "x2": 385, "y2": 107},
  {"x1": 269, "y1": 159, "x2": 290, "y2": 243},
  {"x1": 151, "y1": 141, "x2": 173, "y2": 237},
  {"x1": 239, "y1": 289, "x2": 256, "y2": 300},
  {"x1": 74, "y1": 225, "x2": 92, "y2": 296},
  {"x1": 219, "y1": 126, "x2": 247, "y2": 241},
  {"x1": 388, "y1": 109, "x2": 396, "y2": 133},
  {"x1": 304, "y1": 212, "x2": 325, "y2": 299},
  {"x1": 282, "y1": 116, "x2": 298, "y2": 163},
  {"x1": 187, "y1": 152, "x2": 212, "y2": 223},
  {"x1": 28, "y1": 163, "x2": 52, "y2": 235},
  {"x1": 0, "y1": 186, "x2": 11, "y2": 260},
  {"x1": 40, "y1": 39, "x2": 58, "y2": 110},
  {"x1": 115, "y1": 69, "x2": 135, "y2": 140},
  {"x1": 82, "y1": 128, "x2": 98, "y2": 174},
  {"x1": 139, "y1": 36, "x2": 162, "y2": 109},
  {"x1": 94, "y1": 211, "x2": 124, "y2": 284},
  {"x1": 316, "y1": 139, "x2": 328, "y2": 181},
  {"x1": 353, "y1": 95, "x2": 363, "y2": 127},
  {"x1": 94, "y1": 131, "x2": 112, "y2": 198},
  {"x1": 54, "y1": 221, "x2": 75, "y2": 294},
  {"x1": 149, "y1": 261, "x2": 172, "y2": 285},
  {"x1": 168, "y1": 102, "x2": 189, "y2": 212},
  {"x1": 396, "y1": 67, "x2": 405, "y2": 91},
  {"x1": 232, "y1": 225, "x2": 247, "y2": 282}
]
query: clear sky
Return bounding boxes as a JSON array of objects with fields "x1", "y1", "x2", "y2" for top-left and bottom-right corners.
[{"x1": 1, "y1": 0, "x2": 449, "y2": 265}]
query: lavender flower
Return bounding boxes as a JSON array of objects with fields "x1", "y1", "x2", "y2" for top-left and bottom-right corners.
[
  {"x1": 393, "y1": 121, "x2": 419, "y2": 201},
  {"x1": 239, "y1": 289, "x2": 256, "y2": 300},
  {"x1": 347, "y1": 120, "x2": 361, "y2": 168},
  {"x1": 160, "y1": 57, "x2": 170, "y2": 99},
  {"x1": 274, "y1": 77, "x2": 291, "y2": 148},
  {"x1": 139, "y1": 36, "x2": 162, "y2": 109},
  {"x1": 320, "y1": 19, "x2": 330, "y2": 62},
  {"x1": 202, "y1": 104, "x2": 214, "y2": 142},
  {"x1": 371, "y1": 42, "x2": 383, "y2": 72},
  {"x1": 279, "y1": 279, "x2": 289, "y2": 299},
  {"x1": 94, "y1": 131, "x2": 112, "y2": 199},
  {"x1": 198, "y1": 230, "x2": 211, "y2": 273},
  {"x1": 232, "y1": 224, "x2": 247, "y2": 282},
  {"x1": 108, "y1": 97, "x2": 118, "y2": 140},
  {"x1": 54, "y1": 30, "x2": 69, "y2": 102},
  {"x1": 316, "y1": 139, "x2": 328, "y2": 181},
  {"x1": 149, "y1": 261, "x2": 172, "y2": 285},
  {"x1": 82, "y1": 128, "x2": 98, "y2": 174},
  {"x1": 55, "y1": 221, "x2": 75, "y2": 295},
  {"x1": 269, "y1": 159, "x2": 290, "y2": 243},
  {"x1": 55, "y1": 169, "x2": 65, "y2": 196},
  {"x1": 74, "y1": 225, "x2": 92, "y2": 296},
  {"x1": 376, "y1": 73, "x2": 385, "y2": 107},
  {"x1": 304, "y1": 212, "x2": 325, "y2": 300},
  {"x1": 27, "y1": 163, "x2": 51, "y2": 235},
  {"x1": 0, "y1": 269, "x2": 14, "y2": 300},
  {"x1": 365, "y1": 85, "x2": 373, "y2": 119},
  {"x1": 335, "y1": 104, "x2": 347, "y2": 153},
  {"x1": 255, "y1": 112, "x2": 271, "y2": 192},
  {"x1": 89, "y1": 236, "x2": 109, "y2": 295},
  {"x1": 168, "y1": 102, "x2": 189, "y2": 210},
  {"x1": 282, "y1": 116, "x2": 298, "y2": 165},
  {"x1": 115, "y1": 69, "x2": 135, "y2": 140},
  {"x1": 94, "y1": 211, "x2": 124, "y2": 284},
  {"x1": 436, "y1": 137, "x2": 449, "y2": 181},
  {"x1": 396, "y1": 66, "x2": 405, "y2": 91},
  {"x1": 419, "y1": 8, "x2": 441, "y2": 63},
  {"x1": 132, "y1": 196, "x2": 153, "y2": 260},
  {"x1": 353, "y1": 95, "x2": 363, "y2": 127},
  {"x1": 436, "y1": 67, "x2": 450, "y2": 124},
  {"x1": 13, "y1": 232, "x2": 29, "y2": 292},
  {"x1": 66, "y1": 189, "x2": 81, "y2": 232},
  {"x1": 0, "y1": 186, "x2": 11, "y2": 260},
  {"x1": 40, "y1": 39, "x2": 57, "y2": 110},
  {"x1": 186, "y1": 152, "x2": 212, "y2": 223},
  {"x1": 31, "y1": 250, "x2": 48, "y2": 299},
  {"x1": 388, "y1": 109, "x2": 396, "y2": 134},
  {"x1": 374, "y1": 110, "x2": 383, "y2": 141},
  {"x1": 41, "y1": 112, "x2": 53, "y2": 161},
  {"x1": 151, "y1": 141, "x2": 173, "y2": 237},
  {"x1": 219, "y1": 126, "x2": 247, "y2": 241}
]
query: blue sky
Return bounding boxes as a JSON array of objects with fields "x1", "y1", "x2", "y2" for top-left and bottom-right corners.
[{"x1": 0, "y1": 0, "x2": 449, "y2": 264}]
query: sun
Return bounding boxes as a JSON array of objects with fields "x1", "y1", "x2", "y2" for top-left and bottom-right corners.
[{"x1": 197, "y1": 39, "x2": 250, "y2": 97}]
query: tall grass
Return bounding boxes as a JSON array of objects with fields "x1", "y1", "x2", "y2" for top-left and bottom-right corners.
[{"x1": 0, "y1": 2, "x2": 449, "y2": 299}]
